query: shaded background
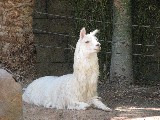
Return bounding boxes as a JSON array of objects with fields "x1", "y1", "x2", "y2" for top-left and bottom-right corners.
[{"x1": 1, "y1": 0, "x2": 160, "y2": 86}]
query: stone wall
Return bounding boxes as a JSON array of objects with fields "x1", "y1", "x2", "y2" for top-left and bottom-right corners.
[
  {"x1": 0, "y1": 69, "x2": 22, "y2": 120},
  {"x1": 0, "y1": 0, "x2": 35, "y2": 82}
]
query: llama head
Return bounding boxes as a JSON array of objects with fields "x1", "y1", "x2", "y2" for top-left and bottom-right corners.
[{"x1": 77, "y1": 27, "x2": 101, "y2": 55}]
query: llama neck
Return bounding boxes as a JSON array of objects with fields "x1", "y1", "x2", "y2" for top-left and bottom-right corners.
[
  {"x1": 73, "y1": 46, "x2": 99, "y2": 101},
  {"x1": 73, "y1": 46, "x2": 99, "y2": 81},
  {"x1": 72, "y1": 41, "x2": 100, "y2": 101}
]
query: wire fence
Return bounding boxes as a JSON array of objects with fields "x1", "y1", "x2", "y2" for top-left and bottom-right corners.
[
  {"x1": 33, "y1": 28, "x2": 156, "y2": 57},
  {"x1": 33, "y1": 11, "x2": 158, "y2": 58},
  {"x1": 34, "y1": 10, "x2": 160, "y2": 29},
  {"x1": 33, "y1": 0, "x2": 160, "y2": 85}
]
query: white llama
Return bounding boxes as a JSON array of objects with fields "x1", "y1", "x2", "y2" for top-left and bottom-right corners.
[{"x1": 23, "y1": 28, "x2": 111, "y2": 111}]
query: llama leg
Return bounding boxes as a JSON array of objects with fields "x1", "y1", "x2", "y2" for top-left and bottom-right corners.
[
  {"x1": 90, "y1": 97, "x2": 112, "y2": 111},
  {"x1": 67, "y1": 102, "x2": 90, "y2": 110}
]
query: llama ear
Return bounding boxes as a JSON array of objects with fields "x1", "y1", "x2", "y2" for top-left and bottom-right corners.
[
  {"x1": 80, "y1": 27, "x2": 86, "y2": 39},
  {"x1": 90, "y1": 29, "x2": 99, "y2": 36}
]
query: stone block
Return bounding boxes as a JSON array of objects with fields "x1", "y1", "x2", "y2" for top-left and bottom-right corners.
[{"x1": 0, "y1": 69, "x2": 23, "y2": 120}]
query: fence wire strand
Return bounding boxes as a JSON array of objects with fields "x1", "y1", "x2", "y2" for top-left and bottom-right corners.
[
  {"x1": 33, "y1": 27, "x2": 157, "y2": 57},
  {"x1": 34, "y1": 10, "x2": 160, "y2": 29}
]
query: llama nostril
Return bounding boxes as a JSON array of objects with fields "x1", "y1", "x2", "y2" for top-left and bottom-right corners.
[{"x1": 96, "y1": 43, "x2": 100, "y2": 46}]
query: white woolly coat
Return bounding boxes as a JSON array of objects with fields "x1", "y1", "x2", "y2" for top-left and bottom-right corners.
[{"x1": 23, "y1": 28, "x2": 111, "y2": 111}]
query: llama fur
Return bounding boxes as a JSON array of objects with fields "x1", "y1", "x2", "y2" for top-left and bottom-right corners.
[{"x1": 23, "y1": 28, "x2": 111, "y2": 111}]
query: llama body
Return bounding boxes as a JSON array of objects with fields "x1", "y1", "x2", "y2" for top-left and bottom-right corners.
[{"x1": 23, "y1": 28, "x2": 111, "y2": 111}]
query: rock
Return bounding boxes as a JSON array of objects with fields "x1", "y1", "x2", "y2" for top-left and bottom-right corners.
[{"x1": 0, "y1": 69, "x2": 23, "y2": 120}]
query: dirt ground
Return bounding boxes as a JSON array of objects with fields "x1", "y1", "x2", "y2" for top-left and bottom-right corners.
[{"x1": 23, "y1": 85, "x2": 160, "y2": 120}]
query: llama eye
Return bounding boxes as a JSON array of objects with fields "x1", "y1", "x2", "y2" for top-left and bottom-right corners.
[{"x1": 85, "y1": 41, "x2": 89, "y2": 43}]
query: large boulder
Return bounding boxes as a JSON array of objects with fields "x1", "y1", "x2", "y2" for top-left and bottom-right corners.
[{"x1": 0, "y1": 69, "x2": 23, "y2": 120}]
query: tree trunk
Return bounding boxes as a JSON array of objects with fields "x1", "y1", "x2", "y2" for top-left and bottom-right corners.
[{"x1": 110, "y1": 0, "x2": 133, "y2": 88}]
